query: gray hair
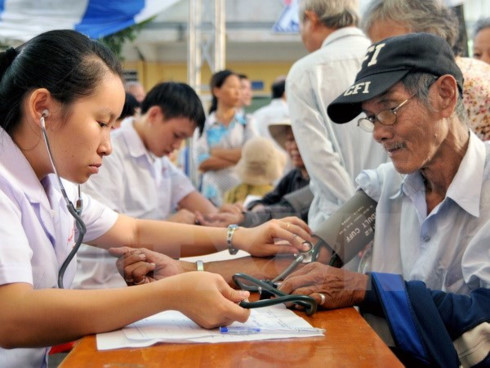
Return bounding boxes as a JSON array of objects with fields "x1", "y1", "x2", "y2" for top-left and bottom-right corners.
[
  {"x1": 361, "y1": 0, "x2": 458, "y2": 48},
  {"x1": 299, "y1": 0, "x2": 359, "y2": 28},
  {"x1": 401, "y1": 72, "x2": 467, "y2": 123},
  {"x1": 474, "y1": 17, "x2": 490, "y2": 38}
]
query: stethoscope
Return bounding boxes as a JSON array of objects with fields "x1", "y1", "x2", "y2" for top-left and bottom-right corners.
[
  {"x1": 233, "y1": 239, "x2": 340, "y2": 315},
  {"x1": 40, "y1": 110, "x2": 87, "y2": 289}
]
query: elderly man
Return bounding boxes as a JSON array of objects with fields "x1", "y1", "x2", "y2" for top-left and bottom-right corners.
[
  {"x1": 282, "y1": 33, "x2": 490, "y2": 367},
  {"x1": 286, "y1": 0, "x2": 387, "y2": 230},
  {"x1": 113, "y1": 34, "x2": 489, "y2": 367}
]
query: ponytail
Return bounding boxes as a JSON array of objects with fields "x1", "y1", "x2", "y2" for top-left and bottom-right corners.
[{"x1": 0, "y1": 47, "x2": 18, "y2": 83}]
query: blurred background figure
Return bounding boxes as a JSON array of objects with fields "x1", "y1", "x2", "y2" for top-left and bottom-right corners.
[
  {"x1": 286, "y1": 0, "x2": 388, "y2": 231},
  {"x1": 473, "y1": 16, "x2": 490, "y2": 64},
  {"x1": 252, "y1": 76, "x2": 291, "y2": 175},
  {"x1": 114, "y1": 92, "x2": 140, "y2": 129},
  {"x1": 197, "y1": 120, "x2": 311, "y2": 228},
  {"x1": 193, "y1": 70, "x2": 256, "y2": 207},
  {"x1": 361, "y1": 0, "x2": 490, "y2": 141},
  {"x1": 252, "y1": 76, "x2": 289, "y2": 143},
  {"x1": 237, "y1": 73, "x2": 253, "y2": 114},
  {"x1": 125, "y1": 80, "x2": 146, "y2": 103},
  {"x1": 224, "y1": 136, "x2": 285, "y2": 205}
]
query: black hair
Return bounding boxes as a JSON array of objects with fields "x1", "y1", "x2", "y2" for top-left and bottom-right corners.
[
  {"x1": 140, "y1": 82, "x2": 206, "y2": 135},
  {"x1": 238, "y1": 73, "x2": 248, "y2": 80},
  {"x1": 271, "y1": 79, "x2": 286, "y2": 99},
  {"x1": 208, "y1": 69, "x2": 236, "y2": 114},
  {"x1": 119, "y1": 92, "x2": 140, "y2": 120},
  {"x1": 0, "y1": 29, "x2": 123, "y2": 135}
]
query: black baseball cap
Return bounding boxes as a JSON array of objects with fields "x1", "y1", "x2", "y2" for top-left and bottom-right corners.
[{"x1": 327, "y1": 32, "x2": 464, "y2": 124}]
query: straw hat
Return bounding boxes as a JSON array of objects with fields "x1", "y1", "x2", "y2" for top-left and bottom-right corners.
[
  {"x1": 235, "y1": 137, "x2": 286, "y2": 186},
  {"x1": 268, "y1": 120, "x2": 292, "y2": 151}
]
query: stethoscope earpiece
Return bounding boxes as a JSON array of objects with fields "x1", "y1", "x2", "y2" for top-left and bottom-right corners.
[{"x1": 40, "y1": 110, "x2": 49, "y2": 129}]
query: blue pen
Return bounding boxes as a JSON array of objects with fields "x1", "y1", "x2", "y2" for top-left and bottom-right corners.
[{"x1": 219, "y1": 326, "x2": 325, "y2": 335}]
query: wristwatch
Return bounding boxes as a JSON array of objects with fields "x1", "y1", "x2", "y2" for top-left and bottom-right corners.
[{"x1": 226, "y1": 224, "x2": 239, "y2": 255}]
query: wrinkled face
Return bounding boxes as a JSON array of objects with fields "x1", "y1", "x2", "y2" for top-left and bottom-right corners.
[
  {"x1": 283, "y1": 127, "x2": 305, "y2": 169},
  {"x1": 49, "y1": 72, "x2": 125, "y2": 183},
  {"x1": 239, "y1": 78, "x2": 253, "y2": 107},
  {"x1": 473, "y1": 27, "x2": 490, "y2": 64},
  {"x1": 367, "y1": 20, "x2": 410, "y2": 43},
  {"x1": 214, "y1": 74, "x2": 241, "y2": 108},
  {"x1": 362, "y1": 82, "x2": 447, "y2": 174},
  {"x1": 147, "y1": 116, "x2": 196, "y2": 158}
]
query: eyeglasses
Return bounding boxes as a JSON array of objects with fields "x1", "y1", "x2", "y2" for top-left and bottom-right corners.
[{"x1": 357, "y1": 95, "x2": 414, "y2": 132}]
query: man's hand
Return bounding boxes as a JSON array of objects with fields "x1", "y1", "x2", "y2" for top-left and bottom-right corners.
[
  {"x1": 279, "y1": 262, "x2": 368, "y2": 309},
  {"x1": 219, "y1": 203, "x2": 244, "y2": 214},
  {"x1": 166, "y1": 209, "x2": 196, "y2": 224},
  {"x1": 195, "y1": 211, "x2": 244, "y2": 227},
  {"x1": 109, "y1": 247, "x2": 193, "y2": 286}
]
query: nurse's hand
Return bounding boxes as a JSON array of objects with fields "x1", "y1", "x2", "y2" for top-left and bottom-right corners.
[
  {"x1": 109, "y1": 247, "x2": 192, "y2": 285},
  {"x1": 165, "y1": 272, "x2": 250, "y2": 329},
  {"x1": 278, "y1": 262, "x2": 369, "y2": 309},
  {"x1": 234, "y1": 217, "x2": 313, "y2": 257}
]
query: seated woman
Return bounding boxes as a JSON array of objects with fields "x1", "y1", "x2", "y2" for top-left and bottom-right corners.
[{"x1": 223, "y1": 136, "x2": 285, "y2": 205}]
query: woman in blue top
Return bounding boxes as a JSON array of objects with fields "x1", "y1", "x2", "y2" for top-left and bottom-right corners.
[{"x1": 193, "y1": 70, "x2": 256, "y2": 206}]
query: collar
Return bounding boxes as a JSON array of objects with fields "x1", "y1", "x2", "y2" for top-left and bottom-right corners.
[
  {"x1": 119, "y1": 118, "x2": 156, "y2": 161},
  {"x1": 0, "y1": 128, "x2": 63, "y2": 212},
  {"x1": 321, "y1": 27, "x2": 366, "y2": 49},
  {"x1": 398, "y1": 132, "x2": 485, "y2": 217}
]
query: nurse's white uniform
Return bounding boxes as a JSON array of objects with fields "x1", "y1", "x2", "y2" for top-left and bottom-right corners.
[{"x1": 0, "y1": 128, "x2": 118, "y2": 368}]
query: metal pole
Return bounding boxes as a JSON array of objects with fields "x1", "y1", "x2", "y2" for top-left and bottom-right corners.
[
  {"x1": 187, "y1": 0, "x2": 203, "y2": 184},
  {"x1": 188, "y1": 0, "x2": 202, "y2": 94},
  {"x1": 214, "y1": 0, "x2": 226, "y2": 71}
]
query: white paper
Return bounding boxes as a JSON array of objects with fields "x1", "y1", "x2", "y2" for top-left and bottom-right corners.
[{"x1": 97, "y1": 304, "x2": 324, "y2": 350}]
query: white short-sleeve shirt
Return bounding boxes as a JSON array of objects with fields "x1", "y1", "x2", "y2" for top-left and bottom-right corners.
[
  {"x1": 0, "y1": 128, "x2": 118, "y2": 368},
  {"x1": 73, "y1": 119, "x2": 195, "y2": 289}
]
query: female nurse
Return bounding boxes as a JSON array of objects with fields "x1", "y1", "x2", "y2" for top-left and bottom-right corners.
[{"x1": 0, "y1": 30, "x2": 311, "y2": 368}]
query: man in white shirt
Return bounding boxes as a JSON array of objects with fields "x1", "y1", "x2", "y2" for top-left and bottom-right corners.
[
  {"x1": 287, "y1": 0, "x2": 388, "y2": 230},
  {"x1": 252, "y1": 76, "x2": 291, "y2": 174},
  {"x1": 73, "y1": 82, "x2": 218, "y2": 289},
  {"x1": 252, "y1": 76, "x2": 289, "y2": 141}
]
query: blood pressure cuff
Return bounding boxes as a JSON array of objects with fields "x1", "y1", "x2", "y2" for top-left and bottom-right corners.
[{"x1": 360, "y1": 272, "x2": 490, "y2": 367}]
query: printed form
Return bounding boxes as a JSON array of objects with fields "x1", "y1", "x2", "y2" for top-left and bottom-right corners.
[{"x1": 97, "y1": 304, "x2": 324, "y2": 350}]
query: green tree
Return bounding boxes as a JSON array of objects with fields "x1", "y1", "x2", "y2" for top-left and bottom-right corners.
[{"x1": 99, "y1": 18, "x2": 153, "y2": 60}]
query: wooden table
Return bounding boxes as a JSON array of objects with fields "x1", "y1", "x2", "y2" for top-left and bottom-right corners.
[{"x1": 60, "y1": 306, "x2": 402, "y2": 368}]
